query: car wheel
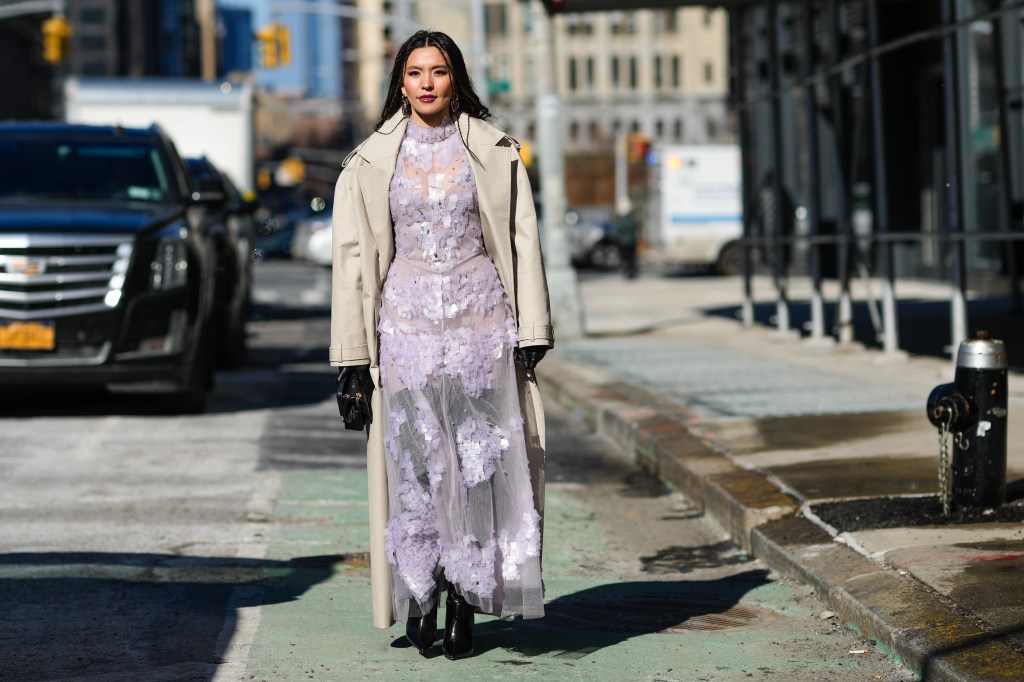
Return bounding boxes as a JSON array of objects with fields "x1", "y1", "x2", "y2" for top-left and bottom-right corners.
[
  {"x1": 166, "y1": 326, "x2": 212, "y2": 414},
  {"x1": 715, "y1": 242, "x2": 742, "y2": 276},
  {"x1": 217, "y1": 291, "x2": 250, "y2": 369},
  {"x1": 589, "y1": 240, "x2": 622, "y2": 271}
]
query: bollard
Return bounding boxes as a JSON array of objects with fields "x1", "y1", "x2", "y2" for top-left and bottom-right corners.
[{"x1": 927, "y1": 333, "x2": 1009, "y2": 511}]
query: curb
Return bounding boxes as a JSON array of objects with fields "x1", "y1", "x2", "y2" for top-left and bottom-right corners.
[{"x1": 538, "y1": 354, "x2": 1024, "y2": 682}]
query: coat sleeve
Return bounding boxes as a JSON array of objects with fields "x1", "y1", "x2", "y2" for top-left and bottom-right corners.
[
  {"x1": 510, "y1": 152, "x2": 554, "y2": 348},
  {"x1": 330, "y1": 166, "x2": 372, "y2": 366}
]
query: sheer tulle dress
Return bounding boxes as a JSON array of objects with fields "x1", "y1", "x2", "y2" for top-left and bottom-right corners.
[{"x1": 378, "y1": 117, "x2": 544, "y2": 623}]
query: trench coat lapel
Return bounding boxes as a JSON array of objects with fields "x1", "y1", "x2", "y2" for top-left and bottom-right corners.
[
  {"x1": 458, "y1": 115, "x2": 518, "y2": 321},
  {"x1": 355, "y1": 113, "x2": 407, "y2": 269}
]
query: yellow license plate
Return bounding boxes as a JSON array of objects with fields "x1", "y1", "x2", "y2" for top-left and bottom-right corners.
[{"x1": 0, "y1": 321, "x2": 56, "y2": 351}]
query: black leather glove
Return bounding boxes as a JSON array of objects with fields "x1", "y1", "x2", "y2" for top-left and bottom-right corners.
[
  {"x1": 336, "y1": 365, "x2": 373, "y2": 430},
  {"x1": 514, "y1": 346, "x2": 547, "y2": 370}
]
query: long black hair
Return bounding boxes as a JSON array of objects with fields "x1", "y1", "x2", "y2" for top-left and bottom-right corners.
[{"x1": 377, "y1": 30, "x2": 490, "y2": 130}]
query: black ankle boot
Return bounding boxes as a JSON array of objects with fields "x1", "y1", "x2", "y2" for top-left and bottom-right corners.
[
  {"x1": 405, "y1": 593, "x2": 439, "y2": 655},
  {"x1": 442, "y1": 585, "x2": 474, "y2": 660}
]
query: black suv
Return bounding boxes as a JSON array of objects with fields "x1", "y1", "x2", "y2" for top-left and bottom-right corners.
[
  {"x1": 186, "y1": 156, "x2": 255, "y2": 368},
  {"x1": 0, "y1": 123, "x2": 226, "y2": 412}
]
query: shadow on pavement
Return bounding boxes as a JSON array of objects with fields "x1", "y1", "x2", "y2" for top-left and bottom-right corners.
[
  {"x1": 468, "y1": 569, "x2": 770, "y2": 659},
  {"x1": 0, "y1": 551, "x2": 350, "y2": 682}
]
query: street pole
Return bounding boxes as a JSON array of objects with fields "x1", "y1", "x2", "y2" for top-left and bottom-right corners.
[
  {"x1": 614, "y1": 129, "x2": 627, "y2": 207},
  {"x1": 535, "y1": 3, "x2": 584, "y2": 341},
  {"x1": 195, "y1": 0, "x2": 217, "y2": 81},
  {"x1": 470, "y1": 0, "x2": 488, "y2": 103},
  {"x1": 393, "y1": 0, "x2": 412, "y2": 44}
]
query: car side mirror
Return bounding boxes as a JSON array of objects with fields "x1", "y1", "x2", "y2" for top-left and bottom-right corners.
[{"x1": 190, "y1": 190, "x2": 226, "y2": 205}]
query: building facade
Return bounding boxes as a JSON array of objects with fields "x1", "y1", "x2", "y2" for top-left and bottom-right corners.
[
  {"x1": 353, "y1": 0, "x2": 476, "y2": 131},
  {"x1": 66, "y1": 0, "x2": 202, "y2": 77},
  {"x1": 0, "y1": 15, "x2": 54, "y2": 120},
  {"x1": 485, "y1": 2, "x2": 731, "y2": 151},
  {"x1": 728, "y1": 0, "x2": 1022, "y2": 357}
]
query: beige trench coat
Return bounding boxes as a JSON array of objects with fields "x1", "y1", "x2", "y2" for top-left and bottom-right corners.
[{"x1": 329, "y1": 111, "x2": 553, "y2": 629}]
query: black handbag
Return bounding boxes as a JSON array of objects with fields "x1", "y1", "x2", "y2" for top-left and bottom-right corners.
[{"x1": 336, "y1": 366, "x2": 373, "y2": 431}]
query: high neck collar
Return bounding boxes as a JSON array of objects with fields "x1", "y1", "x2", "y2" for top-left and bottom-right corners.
[{"x1": 406, "y1": 115, "x2": 457, "y2": 143}]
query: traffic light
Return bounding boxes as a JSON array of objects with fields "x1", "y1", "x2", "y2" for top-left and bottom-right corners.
[
  {"x1": 626, "y1": 132, "x2": 650, "y2": 164},
  {"x1": 256, "y1": 25, "x2": 278, "y2": 68},
  {"x1": 41, "y1": 15, "x2": 72, "y2": 65},
  {"x1": 256, "y1": 22, "x2": 291, "y2": 69},
  {"x1": 275, "y1": 23, "x2": 291, "y2": 66}
]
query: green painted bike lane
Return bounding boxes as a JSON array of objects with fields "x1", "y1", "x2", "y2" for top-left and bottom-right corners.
[{"x1": 240, "y1": 430, "x2": 913, "y2": 681}]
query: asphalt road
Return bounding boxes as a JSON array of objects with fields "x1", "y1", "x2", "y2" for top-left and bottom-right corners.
[{"x1": 0, "y1": 261, "x2": 913, "y2": 681}]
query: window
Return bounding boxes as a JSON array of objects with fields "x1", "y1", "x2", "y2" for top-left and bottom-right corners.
[
  {"x1": 568, "y1": 57, "x2": 578, "y2": 91},
  {"x1": 671, "y1": 56, "x2": 681, "y2": 87},
  {"x1": 653, "y1": 55, "x2": 663, "y2": 89},
  {"x1": 609, "y1": 11, "x2": 636, "y2": 35},
  {"x1": 704, "y1": 62, "x2": 713, "y2": 84},
  {"x1": 525, "y1": 57, "x2": 535, "y2": 95},
  {"x1": 569, "y1": 121, "x2": 579, "y2": 141},
  {"x1": 629, "y1": 57, "x2": 637, "y2": 90},
  {"x1": 673, "y1": 119, "x2": 683, "y2": 142},
  {"x1": 0, "y1": 138, "x2": 169, "y2": 201},
  {"x1": 566, "y1": 15, "x2": 593, "y2": 36},
  {"x1": 83, "y1": 61, "x2": 108, "y2": 75},
  {"x1": 706, "y1": 119, "x2": 718, "y2": 139},
  {"x1": 631, "y1": 120, "x2": 641, "y2": 133},
  {"x1": 653, "y1": 10, "x2": 679, "y2": 35},
  {"x1": 611, "y1": 56, "x2": 620, "y2": 88},
  {"x1": 666, "y1": 10, "x2": 679, "y2": 33},
  {"x1": 81, "y1": 35, "x2": 107, "y2": 50},
  {"x1": 586, "y1": 57, "x2": 595, "y2": 88},
  {"x1": 655, "y1": 119, "x2": 664, "y2": 137},
  {"x1": 484, "y1": 3, "x2": 507, "y2": 37},
  {"x1": 81, "y1": 8, "x2": 107, "y2": 23},
  {"x1": 588, "y1": 121, "x2": 599, "y2": 140},
  {"x1": 704, "y1": 9, "x2": 713, "y2": 27}
]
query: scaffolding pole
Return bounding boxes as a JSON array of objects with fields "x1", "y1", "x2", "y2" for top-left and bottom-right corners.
[
  {"x1": 866, "y1": 0, "x2": 899, "y2": 354},
  {"x1": 941, "y1": 0, "x2": 968, "y2": 356},
  {"x1": 801, "y1": 0, "x2": 826, "y2": 342}
]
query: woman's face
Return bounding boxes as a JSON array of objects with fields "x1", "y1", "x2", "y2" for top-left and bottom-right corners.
[{"x1": 401, "y1": 46, "x2": 455, "y2": 127}]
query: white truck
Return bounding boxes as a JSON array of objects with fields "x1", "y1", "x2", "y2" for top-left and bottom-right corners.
[
  {"x1": 64, "y1": 78, "x2": 256, "y2": 196},
  {"x1": 648, "y1": 144, "x2": 743, "y2": 275}
]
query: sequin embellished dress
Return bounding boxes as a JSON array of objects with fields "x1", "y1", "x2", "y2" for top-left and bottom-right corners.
[{"x1": 378, "y1": 118, "x2": 544, "y2": 622}]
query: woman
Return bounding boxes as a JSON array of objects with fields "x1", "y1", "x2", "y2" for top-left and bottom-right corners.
[{"x1": 330, "y1": 30, "x2": 552, "y2": 660}]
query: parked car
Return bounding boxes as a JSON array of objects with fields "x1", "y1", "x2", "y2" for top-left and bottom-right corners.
[
  {"x1": 253, "y1": 198, "x2": 325, "y2": 260},
  {"x1": 566, "y1": 206, "x2": 622, "y2": 271},
  {"x1": 304, "y1": 212, "x2": 333, "y2": 267},
  {"x1": 289, "y1": 196, "x2": 330, "y2": 262},
  {"x1": 0, "y1": 122, "x2": 228, "y2": 412},
  {"x1": 185, "y1": 156, "x2": 255, "y2": 367}
]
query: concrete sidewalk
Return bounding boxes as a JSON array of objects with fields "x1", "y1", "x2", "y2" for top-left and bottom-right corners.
[{"x1": 540, "y1": 270, "x2": 1024, "y2": 681}]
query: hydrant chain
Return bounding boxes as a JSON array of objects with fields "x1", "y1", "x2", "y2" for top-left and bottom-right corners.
[{"x1": 938, "y1": 411, "x2": 952, "y2": 517}]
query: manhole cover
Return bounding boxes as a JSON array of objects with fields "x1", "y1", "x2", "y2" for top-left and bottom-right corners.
[{"x1": 536, "y1": 596, "x2": 773, "y2": 633}]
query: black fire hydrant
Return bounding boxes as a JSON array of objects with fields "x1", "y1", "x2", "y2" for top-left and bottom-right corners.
[{"x1": 927, "y1": 334, "x2": 1008, "y2": 511}]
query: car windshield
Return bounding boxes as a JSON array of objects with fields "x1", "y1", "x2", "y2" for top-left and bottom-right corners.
[{"x1": 0, "y1": 136, "x2": 172, "y2": 202}]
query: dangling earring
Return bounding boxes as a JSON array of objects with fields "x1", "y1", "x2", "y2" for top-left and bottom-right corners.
[
  {"x1": 450, "y1": 97, "x2": 460, "y2": 113},
  {"x1": 401, "y1": 96, "x2": 411, "y2": 116}
]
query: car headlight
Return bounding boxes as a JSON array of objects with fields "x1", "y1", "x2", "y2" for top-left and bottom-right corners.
[{"x1": 150, "y1": 236, "x2": 188, "y2": 290}]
